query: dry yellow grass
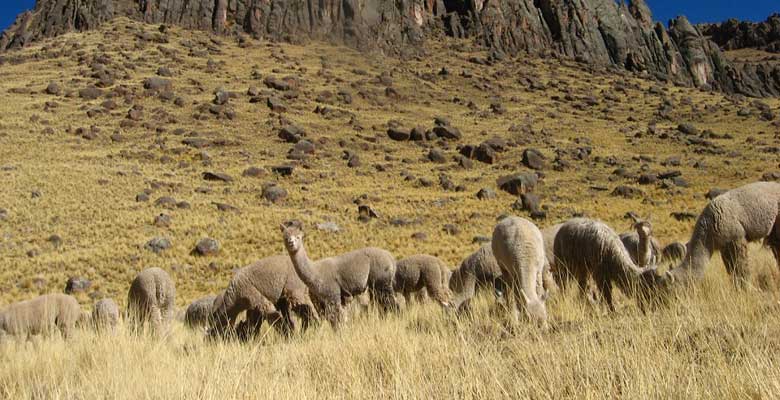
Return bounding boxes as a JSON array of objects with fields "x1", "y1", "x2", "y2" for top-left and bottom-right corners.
[{"x1": 1, "y1": 18, "x2": 780, "y2": 399}]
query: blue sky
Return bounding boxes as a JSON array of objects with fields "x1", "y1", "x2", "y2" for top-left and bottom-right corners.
[{"x1": 0, "y1": 0, "x2": 778, "y2": 32}]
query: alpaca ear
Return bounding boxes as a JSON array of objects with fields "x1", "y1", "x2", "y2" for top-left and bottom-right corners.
[{"x1": 279, "y1": 223, "x2": 286, "y2": 232}]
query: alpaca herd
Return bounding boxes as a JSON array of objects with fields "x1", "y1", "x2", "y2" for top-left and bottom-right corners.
[{"x1": 1, "y1": 181, "x2": 779, "y2": 340}]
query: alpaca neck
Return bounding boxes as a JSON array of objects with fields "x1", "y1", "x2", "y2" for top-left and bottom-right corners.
[
  {"x1": 288, "y1": 244, "x2": 325, "y2": 297},
  {"x1": 636, "y1": 233, "x2": 653, "y2": 268},
  {"x1": 669, "y1": 227, "x2": 712, "y2": 283},
  {"x1": 612, "y1": 242, "x2": 646, "y2": 296}
]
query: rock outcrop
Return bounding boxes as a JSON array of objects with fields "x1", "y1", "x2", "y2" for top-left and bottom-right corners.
[
  {"x1": 699, "y1": 14, "x2": 780, "y2": 53},
  {"x1": 1, "y1": 0, "x2": 778, "y2": 97}
]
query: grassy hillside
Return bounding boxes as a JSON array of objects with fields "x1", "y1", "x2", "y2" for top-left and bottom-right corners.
[{"x1": 0, "y1": 18, "x2": 779, "y2": 399}]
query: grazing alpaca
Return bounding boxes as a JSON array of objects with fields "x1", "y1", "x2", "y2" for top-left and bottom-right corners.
[
  {"x1": 281, "y1": 220, "x2": 398, "y2": 329},
  {"x1": 394, "y1": 254, "x2": 452, "y2": 308},
  {"x1": 554, "y1": 218, "x2": 662, "y2": 311},
  {"x1": 185, "y1": 294, "x2": 218, "y2": 331},
  {"x1": 0, "y1": 294, "x2": 81, "y2": 340},
  {"x1": 127, "y1": 267, "x2": 176, "y2": 335},
  {"x1": 92, "y1": 298, "x2": 120, "y2": 333},
  {"x1": 210, "y1": 255, "x2": 319, "y2": 339},
  {"x1": 667, "y1": 181, "x2": 780, "y2": 288},
  {"x1": 449, "y1": 243, "x2": 503, "y2": 314},
  {"x1": 491, "y1": 216, "x2": 548, "y2": 327}
]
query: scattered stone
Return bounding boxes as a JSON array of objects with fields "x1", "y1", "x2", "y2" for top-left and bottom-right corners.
[
  {"x1": 262, "y1": 185, "x2": 288, "y2": 203},
  {"x1": 671, "y1": 212, "x2": 697, "y2": 222},
  {"x1": 358, "y1": 205, "x2": 379, "y2": 222},
  {"x1": 279, "y1": 125, "x2": 305, "y2": 143},
  {"x1": 154, "y1": 196, "x2": 178, "y2": 208},
  {"x1": 78, "y1": 86, "x2": 103, "y2": 100},
  {"x1": 611, "y1": 186, "x2": 643, "y2": 199},
  {"x1": 271, "y1": 165, "x2": 294, "y2": 176},
  {"x1": 428, "y1": 149, "x2": 447, "y2": 163},
  {"x1": 47, "y1": 234, "x2": 62, "y2": 248},
  {"x1": 153, "y1": 214, "x2": 171, "y2": 227},
  {"x1": 214, "y1": 88, "x2": 230, "y2": 105},
  {"x1": 242, "y1": 166, "x2": 266, "y2": 177},
  {"x1": 143, "y1": 77, "x2": 172, "y2": 92},
  {"x1": 45, "y1": 82, "x2": 61, "y2": 95},
  {"x1": 411, "y1": 232, "x2": 428, "y2": 241},
  {"x1": 213, "y1": 202, "x2": 240, "y2": 213},
  {"x1": 64, "y1": 277, "x2": 91, "y2": 294},
  {"x1": 475, "y1": 143, "x2": 497, "y2": 164},
  {"x1": 136, "y1": 193, "x2": 150, "y2": 202},
  {"x1": 476, "y1": 188, "x2": 497, "y2": 200},
  {"x1": 442, "y1": 224, "x2": 460, "y2": 235},
  {"x1": 677, "y1": 123, "x2": 700, "y2": 135},
  {"x1": 521, "y1": 149, "x2": 545, "y2": 170},
  {"x1": 515, "y1": 193, "x2": 541, "y2": 212},
  {"x1": 387, "y1": 127, "x2": 410, "y2": 141},
  {"x1": 145, "y1": 237, "x2": 172, "y2": 253},
  {"x1": 193, "y1": 238, "x2": 220, "y2": 256},
  {"x1": 497, "y1": 173, "x2": 538, "y2": 195},
  {"x1": 267, "y1": 97, "x2": 287, "y2": 112},
  {"x1": 472, "y1": 236, "x2": 491, "y2": 244},
  {"x1": 203, "y1": 171, "x2": 234, "y2": 182},
  {"x1": 432, "y1": 125, "x2": 462, "y2": 140}
]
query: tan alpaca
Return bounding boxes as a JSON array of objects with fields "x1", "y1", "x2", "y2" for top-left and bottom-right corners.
[
  {"x1": 394, "y1": 254, "x2": 452, "y2": 308},
  {"x1": 492, "y1": 216, "x2": 548, "y2": 327},
  {"x1": 668, "y1": 182, "x2": 780, "y2": 288},
  {"x1": 281, "y1": 220, "x2": 398, "y2": 329},
  {"x1": 210, "y1": 255, "x2": 319, "y2": 339},
  {"x1": 0, "y1": 294, "x2": 81, "y2": 340},
  {"x1": 127, "y1": 267, "x2": 176, "y2": 335}
]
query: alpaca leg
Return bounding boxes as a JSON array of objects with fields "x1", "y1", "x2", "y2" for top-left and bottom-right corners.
[
  {"x1": 293, "y1": 302, "x2": 319, "y2": 332},
  {"x1": 323, "y1": 302, "x2": 343, "y2": 330},
  {"x1": 272, "y1": 300, "x2": 295, "y2": 338},
  {"x1": 457, "y1": 299, "x2": 472, "y2": 316},
  {"x1": 722, "y1": 240, "x2": 751, "y2": 289},
  {"x1": 415, "y1": 289, "x2": 429, "y2": 303},
  {"x1": 765, "y1": 222, "x2": 780, "y2": 270},
  {"x1": 372, "y1": 279, "x2": 400, "y2": 314},
  {"x1": 576, "y1": 271, "x2": 597, "y2": 307},
  {"x1": 596, "y1": 278, "x2": 615, "y2": 312},
  {"x1": 149, "y1": 306, "x2": 163, "y2": 335},
  {"x1": 238, "y1": 309, "x2": 264, "y2": 341},
  {"x1": 403, "y1": 291, "x2": 412, "y2": 306}
]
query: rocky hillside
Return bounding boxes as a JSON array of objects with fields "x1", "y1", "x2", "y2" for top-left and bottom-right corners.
[
  {"x1": 0, "y1": 17, "x2": 778, "y2": 301},
  {"x1": 2, "y1": 0, "x2": 780, "y2": 97},
  {"x1": 699, "y1": 14, "x2": 780, "y2": 53}
]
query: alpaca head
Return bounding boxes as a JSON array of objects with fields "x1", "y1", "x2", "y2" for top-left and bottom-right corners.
[
  {"x1": 635, "y1": 221, "x2": 652, "y2": 237},
  {"x1": 636, "y1": 268, "x2": 674, "y2": 309},
  {"x1": 280, "y1": 220, "x2": 304, "y2": 253}
]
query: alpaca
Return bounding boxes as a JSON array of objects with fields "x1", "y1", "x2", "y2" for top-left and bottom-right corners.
[
  {"x1": 0, "y1": 294, "x2": 81, "y2": 339},
  {"x1": 185, "y1": 294, "x2": 217, "y2": 330},
  {"x1": 619, "y1": 219, "x2": 662, "y2": 269},
  {"x1": 667, "y1": 181, "x2": 780, "y2": 288},
  {"x1": 492, "y1": 217, "x2": 548, "y2": 326},
  {"x1": 92, "y1": 298, "x2": 120, "y2": 333},
  {"x1": 553, "y1": 218, "x2": 662, "y2": 311},
  {"x1": 394, "y1": 254, "x2": 452, "y2": 307},
  {"x1": 127, "y1": 267, "x2": 176, "y2": 335},
  {"x1": 449, "y1": 243, "x2": 503, "y2": 314},
  {"x1": 281, "y1": 220, "x2": 398, "y2": 329},
  {"x1": 660, "y1": 242, "x2": 687, "y2": 265},
  {"x1": 210, "y1": 255, "x2": 319, "y2": 339}
]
